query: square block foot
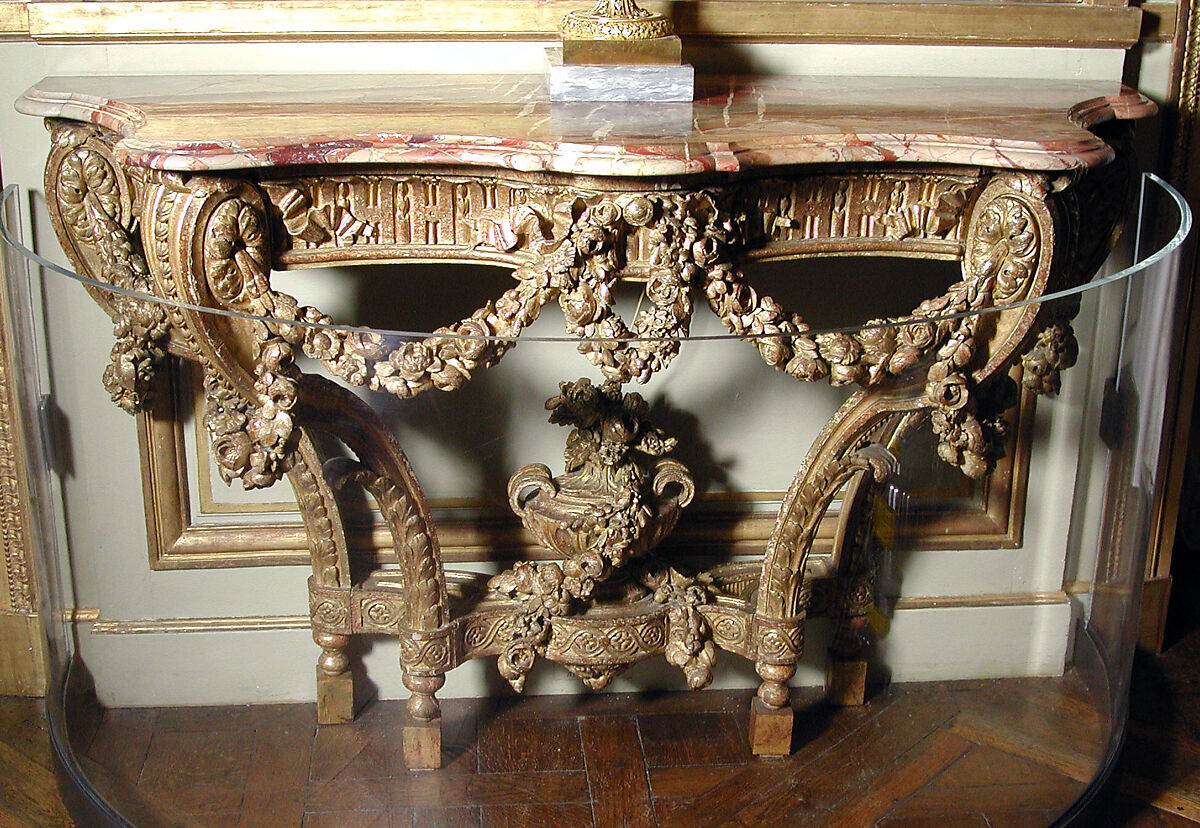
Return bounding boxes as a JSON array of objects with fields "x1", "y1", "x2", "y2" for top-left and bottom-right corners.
[
  {"x1": 826, "y1": 657, "x2": 868, "y2": 707},
  {"x1": 749, "y1": 697, "x2": 793, "y2": 756},
  {"x1": 316, "y1": 670, "x2": 357, "y2": 725},
  {"x1": 404, "y1": 716, "x2": 442, "y2": 771}
]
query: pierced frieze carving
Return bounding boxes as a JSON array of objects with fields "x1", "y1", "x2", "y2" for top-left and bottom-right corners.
[
  {"x1": 264, "y1": 176, "x2": 545, "y2": 258},
  {"x1": 754, "y1": 173, "x2": 977, "y2": 249}
]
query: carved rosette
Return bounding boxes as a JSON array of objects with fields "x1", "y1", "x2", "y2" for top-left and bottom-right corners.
[
  {"x1": 46, "y1": 122, "x2": 172, "y2": 414},
  {"x1": 927, "y1": 173, "x2": 1049, "y2": 478}
]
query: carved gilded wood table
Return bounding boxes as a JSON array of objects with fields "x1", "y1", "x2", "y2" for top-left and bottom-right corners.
[{"x1": 18, "y1": 73, "x2": 1153, "y2": 768}]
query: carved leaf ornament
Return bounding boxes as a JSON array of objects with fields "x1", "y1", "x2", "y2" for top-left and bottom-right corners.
[
  {"x1": 45, "y1": 115, "x2": 1069, "y2": 707},
  {"x1": 52, "y1": 132, "x2": 172, "y2": 414}
]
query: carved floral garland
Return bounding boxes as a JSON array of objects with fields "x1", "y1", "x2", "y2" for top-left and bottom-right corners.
[{"x1": 52, "y1": 130, "x2": 172, "y2": 413}]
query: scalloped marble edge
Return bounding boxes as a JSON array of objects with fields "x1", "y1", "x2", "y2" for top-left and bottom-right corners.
[{"x1": 16, "y1": 77, "x2": 1156, "y2": 176}]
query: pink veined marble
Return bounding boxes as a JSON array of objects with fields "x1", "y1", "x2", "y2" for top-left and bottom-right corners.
[{"x1": 16, "y1": 74, "x2": 1156, "y2": 176}]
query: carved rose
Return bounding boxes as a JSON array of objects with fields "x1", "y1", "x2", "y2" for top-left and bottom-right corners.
[
  {"x1": 620, "y1": 196, "x2": 654, "y2": 226},
  {"x1": 756, "y1": 327, "x2": 790, "y2": 368},
  {"x1": 645, "y1": 270, "x2": 683, "y2": 307},
  {"x1": 588, "y1": 201, "x2": 621, "y2": 228},
  {"x1": 211, "y1": 430, "x2": 253, "y2": 478},
  {"x1": 784, "y1": 336, "x2": 828, "y2": 382},
  {"x1": 815, "y1": 333, "x2": 865, "y2": 385},
  {"x1": 562, "y1": 281, "x2": 606, "y2": 328},
  {"x1": 453, "y1": 317, "x2": 492, "y2": 362},
  {"x1": 927, "y1": 371, "x2": 969, "y2": 411},
  {"x1": 575, "y1": 224, "x2": 607, "y2": 256},
  {"x1": 391, "y1": 342, "x2": 435, "y2": 379},
  {"x1": 898, "y1": 321, "x2": 936, "y2": 350}
]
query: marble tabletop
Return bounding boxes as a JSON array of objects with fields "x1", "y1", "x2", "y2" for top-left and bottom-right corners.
[{"x1": 17, "y1": 74, "x2": 1155, "y2": 176}]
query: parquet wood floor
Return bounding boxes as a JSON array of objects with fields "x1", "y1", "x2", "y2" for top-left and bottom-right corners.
[{"x1": 3, "y1": 632, "x2": 1200, "y2": 826}]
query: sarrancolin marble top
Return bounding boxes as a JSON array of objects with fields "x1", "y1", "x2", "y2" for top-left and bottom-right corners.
[{"x1": 17, "y1": 74, "x2": 1155, "y2": 176}]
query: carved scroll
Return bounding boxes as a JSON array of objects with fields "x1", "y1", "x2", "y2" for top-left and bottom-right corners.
[{"x1": 45, "y1": 122, "x2": 172, "y2": 413}]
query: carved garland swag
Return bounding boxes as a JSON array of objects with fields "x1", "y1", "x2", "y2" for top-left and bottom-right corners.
[{"x1": 43, "y1": 117, "x2": 1111, "y2": 734}]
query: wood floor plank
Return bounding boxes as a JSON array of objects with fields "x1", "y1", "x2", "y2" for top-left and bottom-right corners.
[
  {"x1": 0, "y1": 737, "x2": 73, "y2": 828},
  {"x1": 239, "y1": 721, "x2": 315, "y2": 828},
  {"x1": 84, "y1": 707, "x2": 157, "y2": 785},
  {"x1": 887, "y1": 779, "x2": 1086, "y2": 821},
  {"x1": 387, "y1": 770, "x2": 591, "y2": 809},
  {"x1": 822, "y1": 731, "x2": 973, "y2": 828},
  {"x1": 659, "y1": 687, "x2": 962, "y2": 828},
  {"x1": 649, "y1": 691, "x2": 906, "y2": 821},
  {"x1": 0, "y1": 700, "x2": 70, "y2": 825},
  {"x1": 477, "y1": 717, "x2": 582, "y2": 773},
  {"x1": 310, "y1": 723, "x2": 406, "y2": 781},
  {"x1": 137, "y1": 730, "x2": 255, "y2": 814},
  {"x1": 413, "y1": 806, "x2": 481, "y2": 827},
  {"x1": 580, "y1": 717, "x2": 654, "y2": 828},
  {"x1": 979, "y1": 810, "x2": 1073, "y2": 828},
  {"x1": 875, "y1": 815, "x2": 989, "y2": 828},
  {"x1": 479, "y1": 803, "x2": 594, "y2": 828},
  {"x1": 930, "y1": 743, "x2": 1070, "y2": 789},
  {"x1": 638, "y1": 710, "x2": 747, "y2": 768},
  {"x1": 301, "y1": 810, "x2": 395, "y2": 827},
  {"x1": 305, "y1": 776, "x2": 394, "y2": 812}
]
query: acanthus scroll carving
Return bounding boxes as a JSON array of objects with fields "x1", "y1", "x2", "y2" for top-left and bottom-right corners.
[
  {"x1": 48, "y1": 123, "x2": 172, "y2": 414},
  {"x1": 927, "y1": 173, "x2": 1048, "y2": 478}
]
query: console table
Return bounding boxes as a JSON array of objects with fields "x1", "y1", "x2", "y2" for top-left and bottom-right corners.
[{"x1": 18, "y1": 73, "x2": 1153, "y2": 769}]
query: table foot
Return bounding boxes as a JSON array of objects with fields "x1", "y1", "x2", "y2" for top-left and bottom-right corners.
[
  {"x1": 826, "y1": 655, "x2": 868, "y2": 706},
  {"x1": 403, "y1": 715, "x2": 443, "y2": 770},
  {"x1": 314, "y1": 632, "x2": 357, "y2": 725},
  {"x1": 749, "y1": 697, "x2": 793, "y2": 756}
]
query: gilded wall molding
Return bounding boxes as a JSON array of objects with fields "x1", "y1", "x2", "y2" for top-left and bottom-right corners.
[
  {"x1": 135, "y1": 359, "x2": 1035, "y2": 570},
  {"x1": 0, "y1": 174, "x2": 46, "y2": 695},
  {"x1": 2, "y1": 0, "x2": 1146, "y2": 47}
]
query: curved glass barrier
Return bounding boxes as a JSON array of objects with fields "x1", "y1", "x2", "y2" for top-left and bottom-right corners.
[{"x1": 0, "y1": 173, "x2": 1191, "y2": 827}]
